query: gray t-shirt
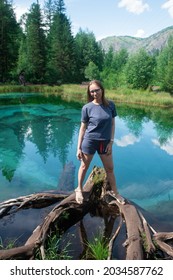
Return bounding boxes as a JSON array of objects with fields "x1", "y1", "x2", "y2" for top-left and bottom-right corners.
[{"x1": 81, "y1": 100, "x2": 117, "y2": 140}]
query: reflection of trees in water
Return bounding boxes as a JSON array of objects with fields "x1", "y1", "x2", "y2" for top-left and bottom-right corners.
[
  {"x1": 117, "y1": 105, "x2": 173, "y2": 144},
  {"x1": 29, "y1": 115, "x2": 77, "y2": 166},
  {"x1": 117, "y1": 105, "x2": 147, "y2": 137},
  {"x1": 0, "y1": 100, "x2": 78, "y2": 182},
  {"x1": 147, "y1": 108, "x2": 173, "y2": 145},
  {"x1": 0, "y1": 115, "x2": 29, "y2": 181}
]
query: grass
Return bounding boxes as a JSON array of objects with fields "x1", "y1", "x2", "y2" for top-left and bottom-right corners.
[
  {"x1": 0, "y1": 236, "x2": 19, "y2": 250},
  {"x1": 36, "y1": 234, "x2": 72, "y2": 260},
  {"x1": 0, "y1": 234, "x2": 72, "y2": 260},
  {"x1": 106, "y1": 87, "x2": 173, "y2": 108},
  {"x1": 85, "y1": 234, "x2": 109, "y2": 260},
  {"x1": 0, "y1": 83, "x2": 173, "y2": 108}
]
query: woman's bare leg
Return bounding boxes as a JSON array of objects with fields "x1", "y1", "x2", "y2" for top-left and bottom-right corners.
[
  {"x1": 75, "y1": 153, "x2": 94, "y2": 203},
  {"x1": 100, "y1": 154, "x2": 125, "y2": 204}
]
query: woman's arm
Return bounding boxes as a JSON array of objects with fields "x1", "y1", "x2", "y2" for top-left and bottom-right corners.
[
  {"x1": 76, "y1": 122, "x2": 87, "y2": 160},
  {"x1": 106, "y1": 117, "x2": 115, "y2": 155},
  {"x1": 110, "y1": 117, "x2": 115, "y2": 141}
]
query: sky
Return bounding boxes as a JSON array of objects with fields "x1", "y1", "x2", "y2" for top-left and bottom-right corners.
[{"x1": 12, "y1": 0, "x2": 173, "y2": 40}]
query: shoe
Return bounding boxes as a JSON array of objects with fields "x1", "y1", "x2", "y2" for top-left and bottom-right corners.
[
  {"x1": 108, "y1": 191, "x2": 125, "y2": 205},
  {"x1": 75, "y1": 189, "x2": 84, "y2": 204}
]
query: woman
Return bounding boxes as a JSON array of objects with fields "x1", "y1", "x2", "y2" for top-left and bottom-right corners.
[{"x1": 76, "y1": 80, "x2": 125, "y2": 204}]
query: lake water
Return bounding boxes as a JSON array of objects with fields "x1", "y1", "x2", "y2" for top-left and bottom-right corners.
[{"x1": 0, "y1": 92, "x2": 173, "y2": 228}]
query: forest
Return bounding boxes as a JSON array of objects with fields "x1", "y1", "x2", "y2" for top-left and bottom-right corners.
[{"x1": 1, "y1": 0, "x2": 173, "y2": 93}]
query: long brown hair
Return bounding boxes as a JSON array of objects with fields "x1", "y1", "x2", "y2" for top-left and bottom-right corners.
[{"x1": 87, "y1": 80, "x2": 109, "y2": 106}]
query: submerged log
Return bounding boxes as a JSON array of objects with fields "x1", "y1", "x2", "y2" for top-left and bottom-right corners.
[{"x1": 0, "y1": 166, "x2": 173, "y2": 260}]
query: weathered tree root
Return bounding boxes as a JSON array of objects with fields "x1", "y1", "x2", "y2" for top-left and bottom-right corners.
[
  {"x1": 0, "y1": 193, "x2": 68, "y2": 218},
  {"x1": 0, "y1": 166, "x2": 173, "y2": 260},
  {"x1": 153, "y1": 232, "x2": 173, "y2": 258}
]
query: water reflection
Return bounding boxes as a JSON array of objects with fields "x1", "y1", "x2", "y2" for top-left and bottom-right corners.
[
  {"x1": 117, "y1": 104, "x2": 173, "y2": 142},
  {"x1": 152, "y1": 138, "x2": 173, "y2": 156},
  {"x1": 113, "y1": 105, "x2": 173, "y2": 225},
  {"x1": 0, "y1": 94, "x2": 81, "y2": 200},
  {"x1": 115, "y1": 133, "x2": 140, "y2": 147},
  {"x1": 0, "y1": 94, "x2": 173, "y2": 225}
]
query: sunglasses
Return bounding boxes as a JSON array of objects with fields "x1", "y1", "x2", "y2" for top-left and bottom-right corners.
[{"x1": 90, "y1": 88, "x2": 101, "y2": 94}]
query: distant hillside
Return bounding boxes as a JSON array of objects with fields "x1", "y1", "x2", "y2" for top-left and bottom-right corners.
[{"x1": 99, "y1": 26, "x2": 173, "y2": 54}]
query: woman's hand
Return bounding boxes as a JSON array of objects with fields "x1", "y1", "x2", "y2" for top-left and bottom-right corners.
[{"x1": 76, "y1": 148, "x2": 83, "y2": 160}]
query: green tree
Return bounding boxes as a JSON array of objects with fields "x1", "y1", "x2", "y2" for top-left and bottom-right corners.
[
  {"x1": 84, "y1": 61, "x2": 100, "y2": 80},
  {"x1": 103, "y1": 46, "x2": 114, "y2": 69},
  {"x1": 155, "y1": 36, "x2": 173, "y2": 93},
  {"x1": 112, "y1": 48, "x2": 128, "y2": 72},
  {"x1": 17, "y1": 35, "x2": 27, "y2": 77},
  {"x1": 154, "y1": 47, "x2": 168, "y2": 87},
  {"x1": 54, "y1": 0, "x2": 66, "y2": 13},
  {"x1": 25, "y1": 2, "x2": 46, "y2": 83},
  {"x1": 124, "y1": 49, "x2": 155, "y2": 89},
  {"x1": 47, "y1": 0, "x2": 76, "y2": 84},
  {"x1": 101, "y1": 48, "x2": 128, "y2": 88},
  {"x1": 75, "y1": 29, "x2": 103, "y2": 81},
  {"x1": 43, "y1": 0, "x2": 55, "y2": 34},
  {"x1": 164, "y1": 53, "x2": 173, "y2": 93},
  {"x1": 0, "y1": 0, "x2": 20, "y2": 82}
]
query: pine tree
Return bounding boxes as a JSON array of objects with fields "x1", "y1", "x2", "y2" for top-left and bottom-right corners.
[
  {"x1": 17, "y1": 35, "x2": 27, "y2": 76},
  {"x1": 43, "y1": 0, "x2": 55, "y2": 34},
  {"x1": 54, "y1": 0, "x2": 66, "y2": 13},
  {"x1": 47, "y1": 0, "x2": 76, "y2": 84},
  {"x1": 25, "y1": 2, "x2": 46, "y2": 83},
  {"x1": 0, "y1": 0, "x2": 20, "y2": 82}
]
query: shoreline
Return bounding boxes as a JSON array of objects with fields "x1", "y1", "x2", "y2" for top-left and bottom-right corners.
[{"x1": 0, "y1": 84, "x2": 173, "y2": 108}]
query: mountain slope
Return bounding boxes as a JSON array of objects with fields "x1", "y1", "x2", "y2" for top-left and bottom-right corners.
[{"x1": 99, "y1": 26, "x2": 173, "y2": 54}]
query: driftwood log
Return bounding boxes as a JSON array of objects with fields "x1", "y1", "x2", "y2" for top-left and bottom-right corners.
[{"x1": 0, "y1": 166, "x2": 173, "y2": 260}]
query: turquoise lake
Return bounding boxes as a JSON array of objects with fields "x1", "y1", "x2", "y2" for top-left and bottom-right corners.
[{"x1": 0, "y1": 92, "x2": 173, "y2": 228}]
